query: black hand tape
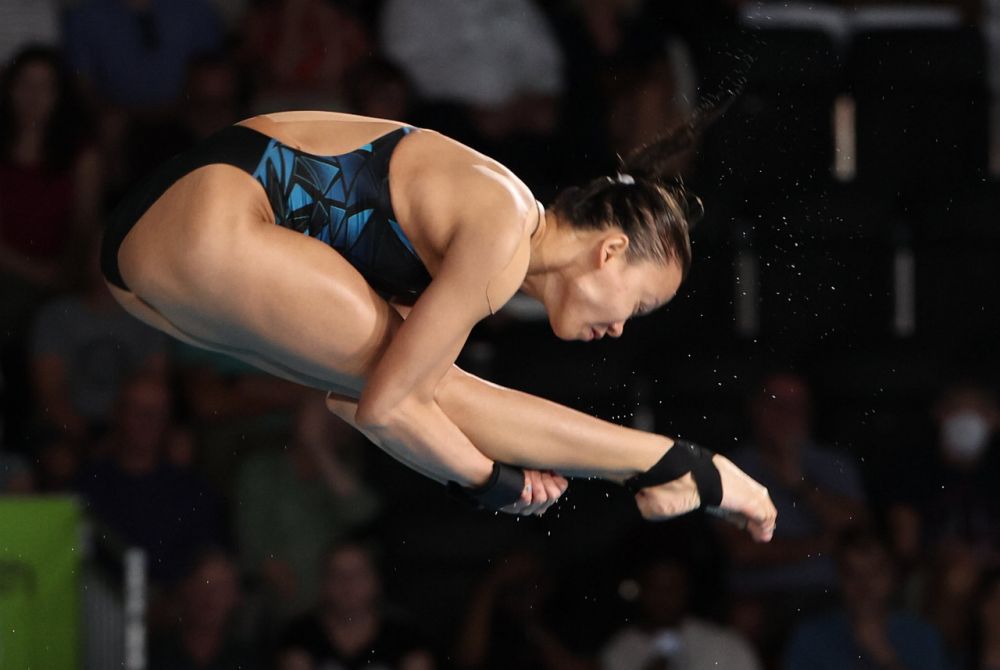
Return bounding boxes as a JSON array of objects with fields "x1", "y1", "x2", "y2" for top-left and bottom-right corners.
[
  {"x1": 624, "y1": 439, "x2": 723, "y2": 508},
  {"x1": 446, "y1": 462, "x2": 525, "y2": 511}
]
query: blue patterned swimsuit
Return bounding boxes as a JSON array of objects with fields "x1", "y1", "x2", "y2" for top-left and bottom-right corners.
[{"x1": 101, "y1": 124, "x2": 431, "y2": 304}]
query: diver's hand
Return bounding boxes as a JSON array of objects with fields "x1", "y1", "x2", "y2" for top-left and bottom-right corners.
[{"x1": 499, "y1": 469, "x2": 568, "y2": 516}]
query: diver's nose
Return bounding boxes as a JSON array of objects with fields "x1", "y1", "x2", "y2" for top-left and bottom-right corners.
[{"x1": 608, "y1": 321, "x2": 625, "y2": 338}]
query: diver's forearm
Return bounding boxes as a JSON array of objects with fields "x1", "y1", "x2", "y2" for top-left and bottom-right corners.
[
  {"x1": 435, "y1": 367, "x2": 669, "y2": 481},
  {"x1": 355, "y1": 394, "x2": 496, "y2": 488}
]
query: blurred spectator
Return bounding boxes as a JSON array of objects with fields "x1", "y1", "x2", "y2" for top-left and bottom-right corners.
[
  {"x1": 922, "y1": 541, "x2": 986, "y2": 660},
  {"x1": 880, "y1": 379, "x2": 1000, "y2": 652},
  {"x1": 0, "y1": 369, "x2": 31, "y2": 493},
  {"x1": 238, "y1": 0, "x2": 369, "y2": 112},
  {"x1": 0, "y1": 46, "x2": 101, "y2": 341},
  {"x1": 30, "y1": 423, "x2": 83, "y2": 492},
  {"x1": 169, "y1": 337, "x2": 310, "y2": 493},
  {"x1": 0, "y1": 1, "x2": 59, "y2": 67},
  {"x1": 173, "y1": 341, "x2": 308, "y2": 427},
  {"x1": 29, "y1": 231, "x2": 167, "y2": 440},
  {"x1": 381, "y1": 0, "x2": 563, "y2": 109},
  {"x1": 718, "y1": 371, "x2": 868, "y2": 658},
  {"x1": 605, "y1": 46, "x2": 696, "y2": 171},
  {"x1": 209, "y1": 0, "x2": 251, "y2": 33},
  {"x1": 150, "y1": 548, "x2": 258, "y2": 670},
  {"x1": 347, "y1": 57, "x2": 415, "y2": 123},
  {"x1": 126, "y1": 52, "x2": 249, "y2": 184},
  {"x1": 888, "y1": 379, "x2": 1000, "y2": 558},
  {"x1": 454, "y1": 548, "x2": 596, "y2": 670},
  {"x1": 546, "y1": 1, "x2": 696, "y2": 174},
  {"x1": 381, "y1": 0, "x2": 569, "y2": 198},
  {"x1": 235, "y1": 394, "x2": 380, "y2": 623},
  {"x1": 276, "y1": 535, "x2": 436, "y2": 670},
  {"x1": 0, "y1": 445, "x2": 32, "y2": 493},
  {"x1": 601, "y1": 556, "x2": 761, "y2": 670},
  {"x1": 963, "y1": 566, "x2": 1000, "y2": 670},
  {"x1": 78, "y1": 372, "x2": 227, "y2": 584},
  {"x1": 784, "y1": 527, "x2": 950, "y2": 670},
  {"x1": 64, "y1": 0, "x2": 223, "y2": 110}
]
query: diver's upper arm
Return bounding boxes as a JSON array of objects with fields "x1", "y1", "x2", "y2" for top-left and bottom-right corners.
[{"x1": 354, "y1": 189, "x2": 528, "y2": 426}]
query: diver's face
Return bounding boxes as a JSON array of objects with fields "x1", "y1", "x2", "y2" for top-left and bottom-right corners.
[{"x1": 549, "y1": 246, "x2": 682, "y2": 341}]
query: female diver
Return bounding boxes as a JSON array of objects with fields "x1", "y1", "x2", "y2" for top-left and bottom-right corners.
[{"x1": 100, "y1": 111, "x2": 777, "y2": 541}]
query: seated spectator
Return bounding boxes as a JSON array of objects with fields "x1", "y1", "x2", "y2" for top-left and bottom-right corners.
[
  {"x1": 150, "y1": 548, "x2": 258, "y2": 670},
  {"x1": 239, "y1": 0, "x2": 369, "y2": 112},
  {"x1": 784, "y1": 527, "x2": 949, "y2": 670},
  {"x1": 169, "y1": 336, "x2": 310, "y2": 493},
  {"x1": 276, "y1": 535, "x2": 436, "y2": 670},
  {"x1": 172, "y1": 339, "x2": 308, "y2": 428},
  {"x1": 29, "y1": 231, "x2": 167, "y2": 440},
  {"x1": 125, "y1": 51, "x2": 249, "y2": 183},
  {"x1": 0, "y1": 46, "x2": 101, "y2": 342},
  {"x1": 601, "y1": 555, "x2": 760, "y2": 670},
  {"x1": 883, "y1": 378, "x2": 1000, "y2": 649},
  {"x1": 31, "y1": 426, "x2": 82, "y2": 493},
  {"x1": 718, "y1": 371, "x2": 868, "y2": 659},
  {"x1": 546, "y1": 0, "x2": 696, "y2": 176},
  {"x1": 889, "y1": 379, "x2": 1000, "y2": 557},
  {"x1": 0, "y1": 444, "x2": 32, "y2": 494},
  {"x1": 77, "y1": 372, "x2": 227, "y2": 586},
  {"x1": 235, "y1": 394, "x2": 380, "y2": 623},
  {"x1": 380, "y1": 0, "x2": 562, "y2": 113},
  {"x1": 963, "y1": 566, "x2": 1000, "y2": 670},
  {"x1": 0, "y1": 1, "x2": 59, "y2": 66},
  {"x1": 923, "y1": 540, "x2": 988, "y2": 661},
  {"x1": 454, "y1": 547, "x2": 597, "y2": 670},
  {"x1": 63, "y1": 0, "x2": 223, "y2": 110}
]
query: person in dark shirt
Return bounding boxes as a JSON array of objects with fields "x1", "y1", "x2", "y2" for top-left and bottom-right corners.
[
  {"x1": 77, "y1": 371, "x2": 226, "y2": 585},
  {"x1": 277, "y1": 535, "x2": 436, "y2": 670},
  {"x1": 453, "y1": 547, "x2": 597, "y2": 670},
  {"x1": 784, "y1": 527, "x2": 949, "y2": 670},
  {"x1": 149, "y1": 548, "x2": 257, "y2": 670}
]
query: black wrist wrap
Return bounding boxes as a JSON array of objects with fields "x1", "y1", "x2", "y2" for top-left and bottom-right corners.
[
  {"x1": 447, "y1": 462, "x2": 525, "y2": 510},
  {"x1": 623, "y1": 439, "x2": 723, "y2": 508}
]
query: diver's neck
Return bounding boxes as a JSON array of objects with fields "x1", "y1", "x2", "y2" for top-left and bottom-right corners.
[
  {"x1": 521, "y1": 203, "x2": 563, "y2": 300},
  {"x1": 521, "y1": 209, "x2": 599, "y2": 303}
]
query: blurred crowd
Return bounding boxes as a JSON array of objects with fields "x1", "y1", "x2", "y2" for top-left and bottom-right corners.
[{"x1": 1, "y1": 0, "x2": 999, "y2": 669}]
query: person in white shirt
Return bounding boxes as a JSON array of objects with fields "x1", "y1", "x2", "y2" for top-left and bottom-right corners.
[{"x1": 602, "y1": 556, "x2": 761, "y2": 670}]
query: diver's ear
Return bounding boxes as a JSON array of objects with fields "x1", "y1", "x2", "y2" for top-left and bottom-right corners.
[{"x1": 598, "y1": 232, "x2": 630, "y2": 267}]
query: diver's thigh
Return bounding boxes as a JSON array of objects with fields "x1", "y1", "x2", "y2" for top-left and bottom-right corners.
[
  {"x1": 106, "y1": 280, "x2": 361, "y2": 393},
  {"x1": 116, "y1": 185, "x2": 403, "y2": 391},
  {"x1": 176, "y1": 221, "x2": 403, "y2": 388}
]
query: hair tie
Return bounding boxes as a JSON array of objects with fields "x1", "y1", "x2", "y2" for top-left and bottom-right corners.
[{"x1": 614, "y1": 173, "x2": 635, "y2": 185}]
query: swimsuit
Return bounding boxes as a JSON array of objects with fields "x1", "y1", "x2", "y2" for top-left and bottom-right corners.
[{"x1": 100, "y1": 124, "x2": 432, "y2": 303}]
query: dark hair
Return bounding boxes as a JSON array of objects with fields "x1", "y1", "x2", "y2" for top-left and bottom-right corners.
[
  {"x1": 180, "y1": 545, "x2": 237, "y2": 582},
  {"x1": 552, "y1": 175, "x2": 698, "y2": 279},
  {"x1": 832, "y1": 525, "x2": 892, "y2": 570},
  {"x1": 552, "y1": 63, "x2": 748, "y2": 279},
  {"x1": 0, "y1": 45, "x2": 90, "y2": 171},
  {"x1": 322, "y1": 528, "x2": 384, "y2": 574}
]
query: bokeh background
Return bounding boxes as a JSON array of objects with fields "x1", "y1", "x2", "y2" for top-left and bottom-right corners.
[{"x1": 0, "y1": 0, "x2": 998, "y2": 669}]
